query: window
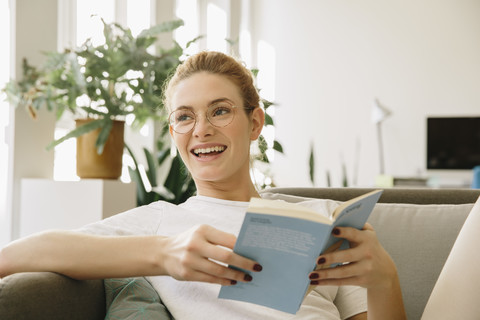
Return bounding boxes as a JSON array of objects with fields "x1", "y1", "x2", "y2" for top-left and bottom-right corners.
[
  {"x1": 206, "y1": 2, "x2": 228, "y2": 52},
  {"x1": 0, "y1": 0, "x2": 11, "y2": 247},
  {"x1": 175, "y1": 0, "x2": 199, "y2": 56},
  {"x1": 76, "y1": 0, "x2": 115, "y2": 47}
]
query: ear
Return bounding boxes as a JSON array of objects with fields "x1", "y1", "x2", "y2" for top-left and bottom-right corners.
[
  {"x1": 169, "y1": 125, "x2": 174, "y2": 138},
  {"x1": 250, "y1": 107, "x2": 265, "y2": 140}
]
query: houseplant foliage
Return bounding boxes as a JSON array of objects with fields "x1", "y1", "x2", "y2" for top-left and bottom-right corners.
[{"x1": 3, "y1": 18, "x2": 186, "y2": 154}]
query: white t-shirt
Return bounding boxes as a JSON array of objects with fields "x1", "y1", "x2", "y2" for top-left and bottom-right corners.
[{"x1": 78, "y1": 195, "x2": 367, "y2": 320}]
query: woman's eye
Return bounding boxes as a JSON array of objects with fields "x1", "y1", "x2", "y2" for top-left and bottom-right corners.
[
  {"x1": 211, "y1": 105, "x2": 232, "y2": 117},
  {"x1": 177, "y1": 112, "x2": 194, "y2": 122}
]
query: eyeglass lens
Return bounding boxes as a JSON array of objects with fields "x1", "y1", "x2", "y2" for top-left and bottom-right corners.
[{"x1": 169, "y1": 102, "x2": 236, "y2": 133}]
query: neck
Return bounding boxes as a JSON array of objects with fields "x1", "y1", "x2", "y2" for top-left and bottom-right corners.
[{"x1": 195, "y1": 179, "x2": 260, "y2": 202}]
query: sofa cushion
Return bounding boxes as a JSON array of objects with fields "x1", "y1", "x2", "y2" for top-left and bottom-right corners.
[
  {"x1": 104, "y1": 277, "x2": 173, "y2": 320},
  {"x1": 261, "y1": 191, "x2": 473, "y2": 320},
  {"x1": 370, "y1": 202, "x2": 472, "y2": 320},
  {"x1": 0, "y1": 272, "x2": 105, "y2": 320}
]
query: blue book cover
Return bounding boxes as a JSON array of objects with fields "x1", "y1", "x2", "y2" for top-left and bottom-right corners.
[{"x1": 218, "y1": 190, "x2": 383, "y2": 314}]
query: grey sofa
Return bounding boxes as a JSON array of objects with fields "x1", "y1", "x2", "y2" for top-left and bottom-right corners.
[{"x1": 1, "y1": 187, "x2": 479, "y2": 320}]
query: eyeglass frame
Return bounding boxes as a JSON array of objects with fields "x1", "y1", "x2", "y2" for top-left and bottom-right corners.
[{"x1": 168, "y1": 101, "x2": 255, "y2": 134}]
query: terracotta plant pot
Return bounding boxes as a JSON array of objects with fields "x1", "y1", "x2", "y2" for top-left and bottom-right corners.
[{"x1": 76, "y1": 119, "x2": 125, "y2": 179}]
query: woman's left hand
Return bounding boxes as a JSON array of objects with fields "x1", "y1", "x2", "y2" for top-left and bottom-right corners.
[{"x1": 308, "y1": 223, "x2": 398, "y2": 290}]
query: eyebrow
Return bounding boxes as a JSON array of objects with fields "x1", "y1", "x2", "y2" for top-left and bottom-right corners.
[{"x1": 174, "y1": 97, "x2": 234, "y2": 111}]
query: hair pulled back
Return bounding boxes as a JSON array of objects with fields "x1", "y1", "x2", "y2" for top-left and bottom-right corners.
[{"x1": 163, "y1": 51, "x2": 260, "y2": 113}]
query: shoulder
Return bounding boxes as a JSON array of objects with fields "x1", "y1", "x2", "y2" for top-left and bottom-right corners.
[{"x1": 78, "y1": 200, "x2": 175, "y2": 236}]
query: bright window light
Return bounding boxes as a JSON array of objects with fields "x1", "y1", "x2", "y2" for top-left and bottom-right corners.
[
  {"x1": 175, "y1": 0, "x2": 199, "y2": 56},
  {"x1": 207, "y1": 3, "x2": 227, "y2": 52},
  {"x1": 76, "y1": 0, "x2": 115, "y2": 46},
  {"x1": 53, "y1": 128, "x2": 79, "y2": 181},
  {"x1": 127, "y1": 0, "x2": 151, "y2": 36},
  {"x1": 239, "y1": 29, "x2": 251, "y2": 66},
  {"x1": 257, "y1": 40, "x2": 277, "y2": 161}
]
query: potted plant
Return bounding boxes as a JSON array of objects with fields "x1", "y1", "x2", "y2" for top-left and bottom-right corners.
[{"x1": 3, "y1": 18, "x2": 189, "y2": 179}]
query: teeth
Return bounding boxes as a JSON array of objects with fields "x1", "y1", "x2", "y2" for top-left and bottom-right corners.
[{"x1": 193, "y1": 146, "x2": 225, "y2": 154}]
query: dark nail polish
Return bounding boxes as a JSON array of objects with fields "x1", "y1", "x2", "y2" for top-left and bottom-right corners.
[
  {"x1": 244, "y1": 274, "x2": 253, "y2": 282},
  {"x1": 253, "y1": 264, "x2": 263, "y2": 272},
  {"x1": 230, "y1": 280, "x2": 237, "y2": 285},
  {"x1": 310, "y1": 280, "x2": 319, "y2": 285},
  {"x1": 309, "y1": 273, "x2": 319, "y2": 280},
  {"x1": 332, "y1": 228, "x2": 340, "y2": 236},
  {"x1": 317, "y1": 257, "x2": 326, "y2": 265}
]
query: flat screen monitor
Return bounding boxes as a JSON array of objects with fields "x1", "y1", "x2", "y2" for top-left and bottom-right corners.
[{"x1": 427, "y1": 117, "x2": 480, "y2": 170}]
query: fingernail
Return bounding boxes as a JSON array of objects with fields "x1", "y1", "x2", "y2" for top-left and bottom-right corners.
[
  {"x1": 332, "y1": 228, "x2": 340, "y2": 236},
  {"x1": 317, "y1": 257, "x2": 326, "y2": 265},
  {"x1": 253, "y1": 264, "x2": 263, "y2": 272},
  {"x1": 244, "y1": 274, "x2": 253, "y2": 282},
  {"x1": 310, "y1": 280, "x2": 319, "y2": 285},
  {"x1": 230, "y1": 280, "x2": 237, "y2": 285},
  {"x1": 309, "y1": 273, "x2": 319, "y2": 280}
]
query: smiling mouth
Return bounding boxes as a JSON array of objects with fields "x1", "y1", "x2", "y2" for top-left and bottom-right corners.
[{"x1": 192, "y1": 146, "x2": 226, "y2": 157}]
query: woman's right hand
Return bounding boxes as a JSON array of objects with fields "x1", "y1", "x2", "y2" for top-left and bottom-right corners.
[{"x1": 158, "y1": 224, "x2": 262, "y2": 286}]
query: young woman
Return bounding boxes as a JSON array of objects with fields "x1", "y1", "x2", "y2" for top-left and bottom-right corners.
[{"x1": 0, "y1": 51, "x2": 405, "y2": 319}]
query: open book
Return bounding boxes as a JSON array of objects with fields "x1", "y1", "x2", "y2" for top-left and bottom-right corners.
[{"x1": 218, "y1": 189, "x2": 383, "y2": 314}]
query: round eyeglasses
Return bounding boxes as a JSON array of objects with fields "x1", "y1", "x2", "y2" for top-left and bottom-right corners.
[{"x1": 168, "y1": 102, "x2": 238, "y2": 134}]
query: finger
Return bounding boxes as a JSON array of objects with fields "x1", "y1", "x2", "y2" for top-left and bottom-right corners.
[
  {"x1": 202, "y1": 241, "x2": 262, "y2": 273},
  {"x1": 331, "y1": 226, "x2": 366, "y2": 244},
  {"x1": 310, "y1": 275, "x2": 362, "y2": 287},
  {"x1": 316, "y1": 243, "x2": 366, "y2": 269},
  {"x1": 319, "y1": 260, "x2": 364, "y2": 279},
  {"x1": 201, "y1": 226, "x2": 262, "y2": 272},
  {"x1": 203, "y1": 225, "x2": 237, "y2": 249},
  {"x1": 180, "y1": 267, "x2": 240, "y2": 286},
  {"x1": 363, "y1": 222, "x2": 375, "y2": 231},
  {"x1": 199, "y1": 257, "x2": 255, "y2": 283}
]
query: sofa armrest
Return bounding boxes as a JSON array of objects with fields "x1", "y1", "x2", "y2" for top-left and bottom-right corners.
[{"x1": 0, "y1": 272, "x2": 105, "y2": 320}]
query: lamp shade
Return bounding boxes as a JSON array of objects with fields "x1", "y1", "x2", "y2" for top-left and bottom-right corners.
[{"x1": 371, "y1": 98, "x2": 392, "y2": 124}]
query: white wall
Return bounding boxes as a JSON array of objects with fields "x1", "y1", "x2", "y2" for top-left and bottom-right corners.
[
  {"x1": 251, "y1": 0, "x2": 480, "y2": 187},
  {"x1": 9, "y1": 0, "x2": 57, "y2": 241}
]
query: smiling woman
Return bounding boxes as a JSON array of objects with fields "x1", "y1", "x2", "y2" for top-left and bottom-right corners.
[{"x1": 0, "y1": 51, "x2": 405, "y2": 320}]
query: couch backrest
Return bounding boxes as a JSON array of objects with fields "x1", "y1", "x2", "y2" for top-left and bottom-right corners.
[{"x1": 262, "y1": 187, "x2": 480, "y2": 320}]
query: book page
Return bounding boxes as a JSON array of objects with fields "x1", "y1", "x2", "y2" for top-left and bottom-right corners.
[{"x1": 248, "y1": 198, "x2": 332, "y2": 224}]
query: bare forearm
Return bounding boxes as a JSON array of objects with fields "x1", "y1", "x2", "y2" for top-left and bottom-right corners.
[
  {"x1": 0, "y1": 230, "x2": 165, "y2": 280},
  {"x1": 367, "y1": 273, "x2": 406, "y2": 320}
]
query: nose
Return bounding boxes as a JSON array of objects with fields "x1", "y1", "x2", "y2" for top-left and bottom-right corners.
[{"x1": 192, "y1": 113, "x2": 214, "y2": 137}]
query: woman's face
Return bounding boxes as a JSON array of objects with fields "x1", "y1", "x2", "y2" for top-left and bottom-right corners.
[{"x1": 169, "y1": 72, "x2": 263, "y2": 188}]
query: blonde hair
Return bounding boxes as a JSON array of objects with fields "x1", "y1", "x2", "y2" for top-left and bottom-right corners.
[{"x1": 163, "y1": 51, "x2": 260, "y2": 113}]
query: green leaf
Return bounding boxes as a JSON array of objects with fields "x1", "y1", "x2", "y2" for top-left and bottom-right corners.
[
  {"x1": 144, "y1": 147, "x2": 158, "y2": 187},
  {"x1": 262, "y1": 99, "x2": 274, "y2": 110},
  {"x1": 157, "y1": 149, "x2": 170, "y2": 166},
  {"x1": 95, "y1": 118, "x2": 113, "y2": 154},
  {"x1": 185, "y1": 35, "x2": 204, "y2": 49},
  {"x1": 128, "y1": 166, "x2": 147, "y2": 206},
  {"x1": 137, "y1": 20, "x2": 184, "y2": 39},
  {"x1": 126, "y1": 144, "x2": 149, "y2": 206},
  {"x1": 273, "y1": 140, "x2": 284, "y2": 153},
  {"x1": 164, "y1": 155, "x2": 186, "y2": 196},
  {"x1": 258, "y1": 135, "x2": 268, "y2": 154},
  {"x1": 46, "y1": 119, "x2": 103, "y2": 150},
  {"x1": 309, "y1": 144, "x2": 315, "y2": 185},
  {"x1": 264, "y1": 113, "x2": 274, "y2": 126}
]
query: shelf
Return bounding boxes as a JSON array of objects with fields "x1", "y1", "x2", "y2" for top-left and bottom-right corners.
[{"x1": 19, "y1": 179, "x2": 136, "y2": 238}]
